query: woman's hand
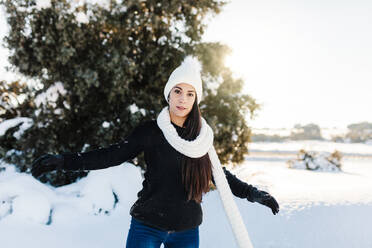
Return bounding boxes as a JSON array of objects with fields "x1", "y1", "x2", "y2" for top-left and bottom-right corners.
[
  {"x1": 31, "y1": 154, "x2": 64, "y2": 178},
  {"x1": 247, "y1": 189, "x2": 280, "y2": 215}
]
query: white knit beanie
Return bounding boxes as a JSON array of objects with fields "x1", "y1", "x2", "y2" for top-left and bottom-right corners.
[{"x1": 164, "y1": 56, "x2": 203, "y2": 104}]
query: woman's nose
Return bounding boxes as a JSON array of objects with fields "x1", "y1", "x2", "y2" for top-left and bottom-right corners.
[{"x1": 179, "y1": 93, "x2": 186, "y2": 102}]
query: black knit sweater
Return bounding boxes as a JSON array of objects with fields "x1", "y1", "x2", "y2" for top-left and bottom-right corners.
[{"x1": 62, "y1": 120, "x2": 258, "y2": 232}]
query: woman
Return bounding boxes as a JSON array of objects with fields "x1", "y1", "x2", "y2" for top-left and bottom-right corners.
[{"x1": 31, "y1": 57, "x2": 279, "y2": 248}]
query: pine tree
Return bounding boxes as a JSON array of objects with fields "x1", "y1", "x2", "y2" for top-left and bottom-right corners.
[{"x1": 0, "y1": 0, "x2": 259, "y2": 186}]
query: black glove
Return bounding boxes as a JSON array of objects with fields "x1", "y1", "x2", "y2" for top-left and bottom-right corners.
[
  {"x1": 31, "y1": 154, "x2": 64, "y2": 178},
  {"x1": 247, "y1": 188, "x2": 280, "y2": 215}
]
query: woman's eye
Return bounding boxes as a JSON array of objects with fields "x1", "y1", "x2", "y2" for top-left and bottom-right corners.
[
  {"x1": 175, "y1": 89, "x2": 180, "y2": 94},
  {"x1": 188, "y1": 93, "x2": 194, "y2": 97}
]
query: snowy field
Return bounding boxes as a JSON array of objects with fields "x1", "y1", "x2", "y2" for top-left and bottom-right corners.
[{"x1": 0, "y1": 140, "x2": 372, "y2": 248}]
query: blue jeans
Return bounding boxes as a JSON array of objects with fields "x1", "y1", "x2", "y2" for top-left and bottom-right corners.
[{"x1": 125, "y1": 217, "x2": 199, "y2": 248}]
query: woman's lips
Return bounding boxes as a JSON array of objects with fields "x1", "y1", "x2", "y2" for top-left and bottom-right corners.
[{"x1": 176, "y1": 106, "x2": 186, "y2": 110}]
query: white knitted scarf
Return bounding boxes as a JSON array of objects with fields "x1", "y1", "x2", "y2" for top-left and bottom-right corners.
[{"x1": 156, "y1": 107, "x2": 254, "y2": 248}]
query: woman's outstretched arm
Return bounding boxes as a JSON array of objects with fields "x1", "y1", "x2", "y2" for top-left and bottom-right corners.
[
  {"x1": 31, "y1": 121, "x2": 150, "y2": 178},
  {"x1": 211, "y1": 167, "x2": 258, "y2": 199},
  {"x1": 211, "y1": 167, "x2": 280, "y2": 214},
  {"x1": 61, "y1": 121, "x2": 149, "y2": 171}
]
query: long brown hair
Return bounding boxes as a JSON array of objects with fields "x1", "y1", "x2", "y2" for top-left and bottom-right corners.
[{"x1": 168, "y1": 95, "x2": 213, "y2": 203}]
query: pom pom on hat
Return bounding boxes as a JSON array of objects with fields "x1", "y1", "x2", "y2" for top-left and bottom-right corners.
[{"x1": 164, "y1": 55, "x2": 203, "y2": 104}]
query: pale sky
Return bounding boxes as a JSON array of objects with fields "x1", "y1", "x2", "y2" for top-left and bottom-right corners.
[
  {"x1": 202, "y1": 0, "x2": 372, "y2": 129},
  {"x1": 1, "y1": 1, "x2": 371, "y2": 129}
]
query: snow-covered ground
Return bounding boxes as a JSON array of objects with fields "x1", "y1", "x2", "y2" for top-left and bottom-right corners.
[{"x1": 1, "y1": 141, "x2": 372, "y2": 248}]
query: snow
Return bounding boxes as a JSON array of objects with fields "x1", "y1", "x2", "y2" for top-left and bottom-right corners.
[
  {"x1": 229, "y1": 157, "x2": 372, "y2": 207},
  {"x1": 128, "y1": 103, "x2": 146, "y2": 116},
  {"x1": 87, "y1": 0, "x2": 111, "y2": 10},
  {"x1": 11, "y1": 193, "x2": 52, "y2": 224},
  {"x1": 0, "y1": 117, "x2": 33, "y2": 139},
  {"x1": 0, "y1": 141, "x2": 372, "y2": 247},
  {"x1": 75, "y1": 12, "x2": 89, "y2": 24},
  {"x1": 102, "y1": 121, "x2": 110, "y2": 128},
  {"x1": 0, "y1": 169, "x2": 55, "y2": 224},
  {"x1": 35, "y1": 0, "x2": 51, "y2": 10},
  {"x1": 34, "y1": 82, "x2": 66, "y2": 108},
  {"x1": 157, "y1": 35, "x2": 168, "y2": 45},
  {"x1": 287, "y1": 150, "x2": 341, "y2": 172}
]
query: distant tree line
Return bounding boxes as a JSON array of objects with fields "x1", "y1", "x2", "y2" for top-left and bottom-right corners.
[
  {"x1": 332, "y1": 122, "x2": 372, "y2": 143},
  {"x1": 251, "y1": 122, "x2": 372, "y2": 143},
  {"x1": 251, "y1": 123, "x2": 322, "y2": 142}
]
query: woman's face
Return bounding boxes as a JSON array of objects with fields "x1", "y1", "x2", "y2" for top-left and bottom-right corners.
[{"x1": 168, "y1": 83, "x2": 196, "y2": 119}]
